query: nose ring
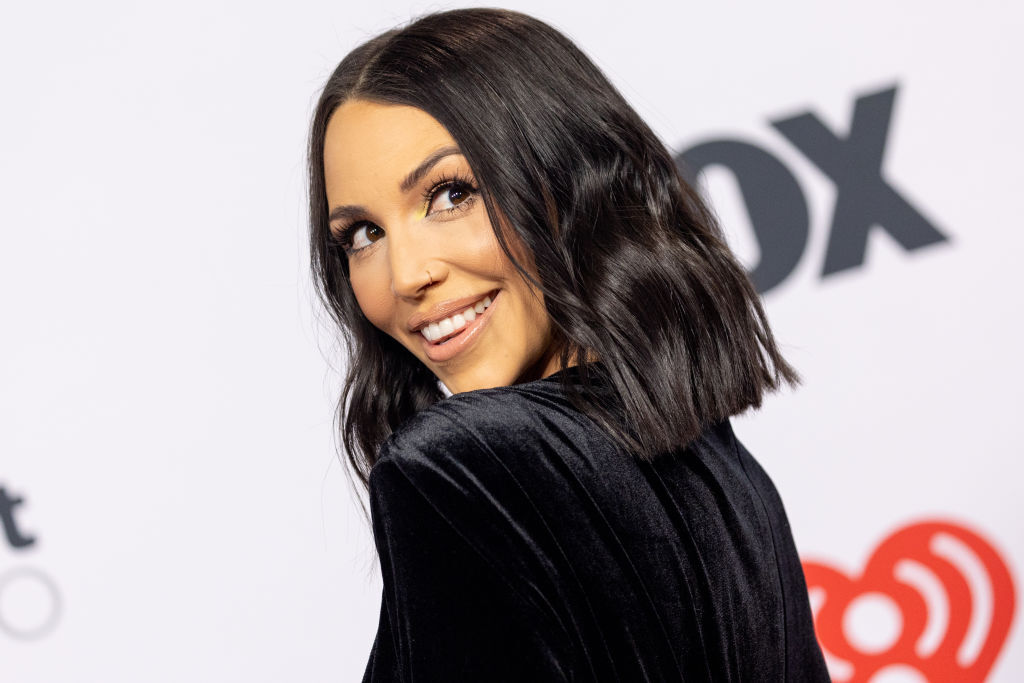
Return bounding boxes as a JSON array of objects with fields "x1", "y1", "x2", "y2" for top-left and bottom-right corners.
[{"x1": 426, "y1": 269, "x2": 433, "y2": 286}]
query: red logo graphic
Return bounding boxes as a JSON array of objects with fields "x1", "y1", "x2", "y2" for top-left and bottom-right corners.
[{"x1": 803, "y1": 520, "x2": 1016, "y2": 682}]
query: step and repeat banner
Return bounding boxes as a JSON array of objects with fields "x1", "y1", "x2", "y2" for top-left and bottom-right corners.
[{"x1": 2, "y1": 1, "x2": 1020, "y2": 681}]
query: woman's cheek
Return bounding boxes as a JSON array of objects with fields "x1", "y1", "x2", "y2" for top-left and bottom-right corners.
[
  {"x1": 455, "y1": 214, "x2": 508, "y2": 271},
  {"x1": 349, "y1": 262, "x2": 397, "y2": 335}
]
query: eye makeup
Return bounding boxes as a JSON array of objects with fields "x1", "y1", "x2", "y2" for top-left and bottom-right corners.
[{"x1": 330, "y1": 170, "x2": 481, "y2": 255}]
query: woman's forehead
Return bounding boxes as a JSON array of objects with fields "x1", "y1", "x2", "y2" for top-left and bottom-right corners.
[{"x1": 324, "y1": 100, "x2": 455, "y2": 174}]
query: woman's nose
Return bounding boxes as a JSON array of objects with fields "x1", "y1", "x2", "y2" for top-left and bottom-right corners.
[{"x1": 388, "y1": 229, "x2": 445, "y2": 299}]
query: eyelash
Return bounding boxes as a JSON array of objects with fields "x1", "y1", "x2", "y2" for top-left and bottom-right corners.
[
  {"x1": 421, "y1": 171, "x2": 478, "y2": 208},
  {"x1": 330, "y1": 172, "x2": 479, "y2": 256}
]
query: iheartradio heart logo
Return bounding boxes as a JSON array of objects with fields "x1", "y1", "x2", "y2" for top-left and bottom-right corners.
[{"x1": 802, "y1": 520, "x2": 1016, "y2": 682}]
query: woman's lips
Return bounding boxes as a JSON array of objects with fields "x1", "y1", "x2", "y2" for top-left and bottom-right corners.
[{"x1": 420, "y1": 290, "x2": 499, "y2": 363}]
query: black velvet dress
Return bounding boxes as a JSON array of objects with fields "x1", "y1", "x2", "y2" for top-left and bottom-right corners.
[{"x1": 362, "y1": 366, "x2": 830, "y2": 682}]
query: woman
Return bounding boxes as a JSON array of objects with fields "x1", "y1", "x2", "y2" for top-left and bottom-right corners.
[{"x1": 309, "y1": 8, "x2": 830, "y2": 682}]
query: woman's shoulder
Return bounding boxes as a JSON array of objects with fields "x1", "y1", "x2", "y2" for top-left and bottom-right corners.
[
  {"x1": 367, "y1": 369, "x2": 633, "y2": 514},
  {"x1": 374, "y1": 372, "x2": 599, "y2": 477}
]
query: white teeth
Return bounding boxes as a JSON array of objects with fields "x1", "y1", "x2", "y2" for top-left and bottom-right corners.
[{"x1": 419, "y1": 293, "x2": 495, "y2": 342}]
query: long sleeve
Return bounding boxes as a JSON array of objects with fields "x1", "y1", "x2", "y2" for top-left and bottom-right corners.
[{"x1": 362, "y1": 435, "x2": 575, "y2": 682}]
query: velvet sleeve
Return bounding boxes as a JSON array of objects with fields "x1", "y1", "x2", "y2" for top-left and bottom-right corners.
[{"x1": 361, "y1": 407, "x2": 576, "y2": 682}]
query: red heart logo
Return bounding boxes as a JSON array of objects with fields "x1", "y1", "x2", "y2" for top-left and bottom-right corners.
[{"x1": 802, "y1": 520, "x2": 1016, "y2": 682}]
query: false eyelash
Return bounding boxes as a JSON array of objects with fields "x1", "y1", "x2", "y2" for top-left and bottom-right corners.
[
  {"x1": 422, "y1": 171, "x2": 479, "y2": 206},
  {"x1": 328, "y1": 221, "x2": 363, "y2": 251},
  {"x1": 328, "y1": 172, "x2": 480, "y2": 254}
]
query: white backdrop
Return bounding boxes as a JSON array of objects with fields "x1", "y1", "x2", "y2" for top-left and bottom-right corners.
[{"x1": 2, "y1": 1, "x2": 1020, "y2": 681}]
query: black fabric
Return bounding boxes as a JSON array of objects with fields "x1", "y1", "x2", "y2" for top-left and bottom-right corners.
[{"x1": 362, "y1": 366, "x2": 830, "y2": 682}]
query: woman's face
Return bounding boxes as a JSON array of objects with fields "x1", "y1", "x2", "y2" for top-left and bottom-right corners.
[{"x1": 322, "y1": 99, "x2": 561, "y2": 394}]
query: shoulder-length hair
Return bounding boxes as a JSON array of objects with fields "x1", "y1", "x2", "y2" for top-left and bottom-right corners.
[{"x1": 308, "y1": 8, "x2": 798, "y2": 491}]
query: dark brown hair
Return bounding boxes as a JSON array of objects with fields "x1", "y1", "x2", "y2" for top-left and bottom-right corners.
[{"x1": 308, "y1": 8, "x2": 799, "y2": 491}]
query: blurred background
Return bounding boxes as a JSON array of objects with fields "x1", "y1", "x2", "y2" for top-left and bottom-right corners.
[{"x1": 2, "y1": 1, "x2": 1020, "y2": 680}]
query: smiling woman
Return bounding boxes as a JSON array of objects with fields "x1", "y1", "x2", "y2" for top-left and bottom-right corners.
[
  {"x1": 321, "y1": 100, "x2": 560, "y2": 393},
  {"x1": 308, "y1": 7, "x2": 829, "y2": 682}
]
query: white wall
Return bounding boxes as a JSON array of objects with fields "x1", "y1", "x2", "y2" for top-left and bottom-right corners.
[{"x1": 2, "y1": 1, "x2": 1020, "y2": 680}]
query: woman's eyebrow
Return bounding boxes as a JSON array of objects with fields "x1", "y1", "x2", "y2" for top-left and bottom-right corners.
[
  {"x1": 399, "y1": 145, "x2": 462, "y2": 193},
  {"x1": 328, "y1": 205, "x2": 366, "y2": 225}
]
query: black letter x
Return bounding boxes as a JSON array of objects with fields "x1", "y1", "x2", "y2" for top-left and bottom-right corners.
[{"x1": 772, "y1": 85, "x2": 948, "y2": 277}]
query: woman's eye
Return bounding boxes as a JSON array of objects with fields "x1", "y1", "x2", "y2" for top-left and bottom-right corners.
[
  {"x1": 427, "y1": 182, "x2": 474, "y2": 215},
  {"x1": 347, "y1": 222, "x2": 385, "y2": 251}
]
